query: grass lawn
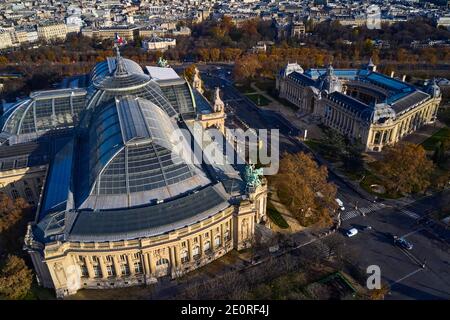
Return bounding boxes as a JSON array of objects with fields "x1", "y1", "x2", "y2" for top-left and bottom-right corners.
[
  {"x1": 422, "y1": 126, "x2": 450, "y2": 151},
  {"x1": 234, "y1": 83, "x2": 256, "y2": 94},
  {"x1": 253, "y1": 79, "x2": 275, "y2": 92},
  {"x1": 245, "y1": 93, "x2": 271, "y2": 106},
  {"x1": 267, "y1": 201, "x2": 289, "y2": 229}
]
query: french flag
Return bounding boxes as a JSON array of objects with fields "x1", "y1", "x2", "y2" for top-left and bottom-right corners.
[{"x1": 115, "y1": 33, "x2": 126, "y2": 45}]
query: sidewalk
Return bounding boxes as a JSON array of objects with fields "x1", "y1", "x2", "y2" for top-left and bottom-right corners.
[
  {"x1": 249, "y1": 82, "x2": 324, "y2": 139},
  {"x1": 402, "y1": 121, "x2": 445, "y2": 145}
]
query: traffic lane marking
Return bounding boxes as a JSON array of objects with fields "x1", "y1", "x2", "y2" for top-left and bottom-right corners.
[{"x1": 390, "y1": 268, "x2": 424, "y2": 286}]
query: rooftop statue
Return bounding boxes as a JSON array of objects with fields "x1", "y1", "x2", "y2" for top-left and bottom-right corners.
[
  {"x1": 244, "y1": 164, "x2": 264, "y2": 189},
  {"x1": 213, "y1": 87, "x2": 224, "y2": 112},
  {"x1": 192, "y1": 66, "x2": 204, "y2": 94},
  {"x1": 157, "y1": 56, "x2": 169, "y2": 68}
]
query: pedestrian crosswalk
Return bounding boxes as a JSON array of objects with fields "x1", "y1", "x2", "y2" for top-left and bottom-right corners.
[
  {"x1": 340, "y1": 203, "x2": 384, "y2": 221},
  {"x1": 398, "y1": 208, "x2": 420, "y2": 220}
]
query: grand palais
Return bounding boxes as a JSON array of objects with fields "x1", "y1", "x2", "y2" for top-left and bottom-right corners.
[{"x1": 0, "y1": 53, "x2": 268, "y2": 298}]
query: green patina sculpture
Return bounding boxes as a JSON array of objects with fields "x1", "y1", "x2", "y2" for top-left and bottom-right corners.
[
  {"x1": 157, "y1": 56, "x2": 168, "y2": 68},
  {"x1": 244, "y1": 164, "x2": 264, "y2": 188}
]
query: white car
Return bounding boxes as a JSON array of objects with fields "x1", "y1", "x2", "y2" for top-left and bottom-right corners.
[
  {"x1": 335, "y1": 198, "x2": 345, "y2": 211},
  {"x1": 345, "y1": 228, "x2": 358, "y2": 237}
]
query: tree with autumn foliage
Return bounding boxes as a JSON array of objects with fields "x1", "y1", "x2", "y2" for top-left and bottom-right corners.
[
  {"x1": 223, "y1": 48, "x2": 242, "y2": 62},
  {"x1": 210, "y1": 48, "x2": 221, "y2": 62},
  {"x1": 367, "y1": 284, "x2": 390, "y2": 300},
  {"x1": 183, "y1": 64, "x2": 197, "y2": 83},
  {"x1": 0, "y1": 255, "x2": 33, "y2": 300},
  {"x1": 233, "y1": 54, "x2": 261, "y2": 82},
  {"x1": 373, "y1": 142, "x2": 434, "y2": 195},
  {"x1": 0, "y1": 193, "x2": 29, "y2": 234},
  {"x1": 197, "y1": 48, "x2": 210, "y2": 62},
  {"x1": 271, "y1": 152, "x2": 338, "y2": 227}
]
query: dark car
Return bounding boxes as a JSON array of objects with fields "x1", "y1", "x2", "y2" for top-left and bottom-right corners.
[{"x1": 394, "y1": 237, "x2": 413, "y2": 250}]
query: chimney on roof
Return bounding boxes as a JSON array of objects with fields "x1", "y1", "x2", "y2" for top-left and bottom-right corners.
[
  {"x1": 390, "y1": 71, "x2": 395, "y2": 78},
  {"x1": 402, "y1": 75, "x2": 406, "y2": 82}
]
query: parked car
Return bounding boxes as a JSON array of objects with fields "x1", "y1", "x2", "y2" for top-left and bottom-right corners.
[
  {"x1": 394, "y1": 237, "x2": 413, "y2": 250},
  {"x1": 345, "y1": 228, "x2": 358, "y2": 237},
  {"x1": 335, "y1": 198, "x2": 345, "y2": 211}
]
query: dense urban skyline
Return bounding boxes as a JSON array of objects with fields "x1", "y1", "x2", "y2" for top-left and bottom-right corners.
[{"x1": 0, "y1": 0, "x2": 449, "y2": 307}]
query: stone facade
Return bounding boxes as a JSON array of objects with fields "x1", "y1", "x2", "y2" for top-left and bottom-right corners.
[
  {"x1": 25, "y1": 183, "x2": 267, "y2": 298},
  {"x1": 0, "y1": 165, "x2": 46, "y2": 206},
  {"x1": 277, "y1": 62, "x2": 442, "y2": 151},
  {"x1": 37, "y1": 23, "x2": 68, "y2": 42}
]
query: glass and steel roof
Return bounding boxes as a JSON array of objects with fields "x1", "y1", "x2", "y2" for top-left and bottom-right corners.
[
  {"x1": 76, "y1": 96, "x2": 210, "y2": 210},
  {"x1": 0, "y1": 88, "x2": 87, "y2": 143},
  {"x1": 160, "y1": 82, "x2": 196, "y2": 116}
]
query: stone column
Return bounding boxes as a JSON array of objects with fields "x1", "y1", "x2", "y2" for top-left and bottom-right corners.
[
  {"x1": 113, "y1": 255, "x2": 121, "y2": 278},
  {"x1": 127, "y1": 254, "x2": 135, "y2": 275},
  {"x1": 187, "y1": 239, "x2": 193, "y2": 260},
  {"x1": 149, "y1": 252, "x2": 156, "y2": 274},
  {"x1": 210, "y1": 229, "x2": 214, "y2": 249},
  {"x1": 199, "y1": 234, "x2": 203, "y2": 256},
  {"x1": 99, "y1": 257, "x2": 108, "y2": 279},
  {"x1": 391, "y1": 125, "x2": 399, "y2": 143},
  {"x1": 84, "y1": 256, "x2": 95, "y2": 279},
  {"x1": 143, "y1": 253, "x2": 150, "y2": 275},
  {"x1": 174, "y1": 246, "x2": 181, "y2": 267},
  {"x1": 169, "y1": 246, "x2": 176, "y2": 273}
]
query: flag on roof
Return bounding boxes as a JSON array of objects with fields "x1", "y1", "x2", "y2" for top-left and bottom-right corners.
[{"x1": 114, "y1": 33, "x2": 126, "y2": 46}]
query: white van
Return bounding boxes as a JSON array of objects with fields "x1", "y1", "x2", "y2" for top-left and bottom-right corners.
[{"x1": 335, "y1": 198, "x2": 345, "y2": 211}]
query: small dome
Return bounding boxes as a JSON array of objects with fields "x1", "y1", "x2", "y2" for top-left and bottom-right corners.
[
  {"x1": 280, "y1": 62, "x2": 304, "y2": 77},
  {"x1": 318, "y1": 64, "x2": 342, "y2": 93},
  {"x1": 370, "y1": 103, "x2": 396, "y2": 123}
]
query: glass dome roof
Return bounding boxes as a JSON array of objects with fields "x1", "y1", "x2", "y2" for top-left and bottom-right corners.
[
  {"x1": 87, "y1": 55, "x2": 177, "y2": 117},
  {"x1": 76, "y1": 96, "x2": 210, "y2": 210}
]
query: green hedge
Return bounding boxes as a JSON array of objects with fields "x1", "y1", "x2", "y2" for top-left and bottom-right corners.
[{"x1": 267, "y1": 202, "x2": 289, "y2": 229}]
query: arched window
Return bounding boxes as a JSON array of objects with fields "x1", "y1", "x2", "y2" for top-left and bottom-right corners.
[
  {"x1": 25, "y1": 187, "x2": 34, "y2": 201},
  {"x1": 192, "y1": 246, "x2": 200, "y2": 258},
  {"x1": 156, "y1": 258, "x2": 169, "y2": 266},
  {"x1": 214, "y1": 236, "x2": 221, "y2": 247},
  {"x1": 181, "y1": 250, "x2": 189, "y2": 263},
  {"x1": 93, "y1": 265, "x2": 102, "y2": 278},
  {"x1": 120, "y1": 263, "x2": 130, "y2": 275},
  {"x1": 107, "y1": 265, "x2": 115, "y2": 277},
  {"x1": 80, "y1": 265, "x2": 88, "y2": 277},
  {"x1": 134, "y1": 262, "x2": 142, "y2": 273},
  {"x1": 373, "y1": 132, "x2": 381, "y2": 144},
  {"x1": 204, "y1": 241, "x2": 211, "y2": 252},
  {"x1": 11, "y1": 189, "x2": 20, "y2": 200}
]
